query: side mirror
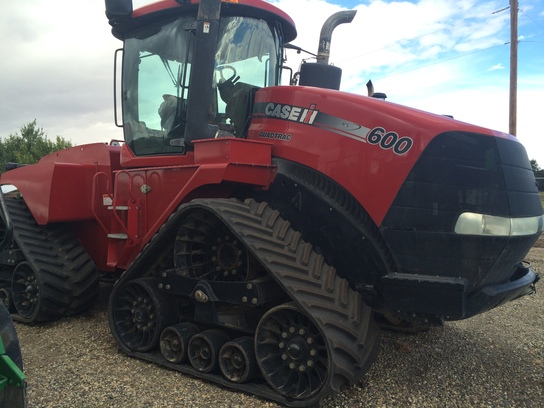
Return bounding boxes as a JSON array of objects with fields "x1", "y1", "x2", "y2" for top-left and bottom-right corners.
[{"x1": 105, "y1": 0, "x2": 133, "y2": 20}]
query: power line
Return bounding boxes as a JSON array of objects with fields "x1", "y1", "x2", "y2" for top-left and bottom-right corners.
[
  {"x1": 335, "y1": 3, "x2": 536, "y2": 84},
  {"x1": 370, "y1": 43, "x2": 506, "y2": 81},
  {"x1": 339, "y1": 26, "x2": 450, "y2": 63},
  {"x1": 520, "y1": 8, "x2": 544, "y2": 32},
  {"x1": 338, "y1": 5, "x2": 511, "y2": 66}
]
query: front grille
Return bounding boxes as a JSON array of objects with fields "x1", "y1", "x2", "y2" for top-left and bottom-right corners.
[{"x1": 381, "y1": 131, "x2": 542, "y2": 292}]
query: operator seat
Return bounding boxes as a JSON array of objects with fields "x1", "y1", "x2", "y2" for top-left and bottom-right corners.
[
  {"x1": 158, "y1": 94, "x2": 187, "y2": 145},
  {"x1": 217, "y1": 77, "x2": 257, "y2": 138}
]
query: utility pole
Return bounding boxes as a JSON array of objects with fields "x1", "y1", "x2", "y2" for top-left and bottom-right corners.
[{"x1": 509, "y1": 0, "x2": 518, "y2": 136}]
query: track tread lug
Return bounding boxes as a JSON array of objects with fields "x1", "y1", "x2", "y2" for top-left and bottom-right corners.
[{"x1": 301, "y1": 242, "x2": 312, "y2": 266}]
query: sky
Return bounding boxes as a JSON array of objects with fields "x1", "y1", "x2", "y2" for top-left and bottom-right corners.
[{"x1": 1, "y1": 0, "x2": 543, "y2": 166}]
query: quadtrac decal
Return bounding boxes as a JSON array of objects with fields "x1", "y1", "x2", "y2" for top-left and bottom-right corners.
[
  {"x1": 252, "y1": 102, "x2": 413, "y2": 155},
  {"x1": 258, "y1": 131, "x2": 292, "y2": 141}
]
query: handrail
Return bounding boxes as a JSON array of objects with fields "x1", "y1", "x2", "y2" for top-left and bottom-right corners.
[
  {"x1": 91, "y1": 172, "x2": 112, "y2": 234},
  {"x1": 0, "y1": 188, "x2": 14, "y2": 251}
]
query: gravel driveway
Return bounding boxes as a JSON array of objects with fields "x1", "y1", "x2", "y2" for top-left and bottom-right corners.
[{"x1": 14, "y1": 247, "x2": 544, "y2": 407}]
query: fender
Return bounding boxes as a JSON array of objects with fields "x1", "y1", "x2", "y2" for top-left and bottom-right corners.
[{"x1": 246, "y1": 158, "x2": 396, "y2": 306}]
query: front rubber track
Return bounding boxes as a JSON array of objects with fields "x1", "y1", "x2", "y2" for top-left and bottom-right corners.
[
  {"x1": 110, "y1": 198, "x2": 379, "y2": 406},
  {"x1": 203, "y1": 199, "x2": 380, "y2": 402},
  {"x1": 5, "y1": 197, "x2": 99, "y2": 323}
]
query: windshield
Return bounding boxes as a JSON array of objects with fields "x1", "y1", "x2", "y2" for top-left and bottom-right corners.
[{"x1": 122, "y1": 16, "x2": 283, "y2": 156}]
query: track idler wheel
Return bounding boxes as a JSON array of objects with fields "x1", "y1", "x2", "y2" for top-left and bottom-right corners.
[
  {"x1": 255, "y1": 303, "x2": 328, "y2": 400},
  {"x1": 160, "y1": 322, "x2": 199, "y2": 363},
  {"x1": 174, "y1": 210, "x2": 250, "y2": 281},
  {"x1": 188, "y1": 329, "x2": 229, "y2": 373},
  {"x1": 11, "y1": 262, "x2": 41, "y2": 322},
  {"x1": 110, "y1": 278, "x2": 172, "y2": 352},
  {"x1": 219, "y1": 336, "x2": 258, "y2": 383}
]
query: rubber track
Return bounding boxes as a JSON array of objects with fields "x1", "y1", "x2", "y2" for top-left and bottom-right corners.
[
  {"x1": 4, "y1": 197, "x2": 99, "y2": 323},
  {"x1": 108, "y1": 199, "x2": 379, "y2": 407},
  {"x1": 202, "y1": 198, "x2": 380, "y2": 402},
  {"x1": 111, "y1": 197, "x2": 379, "y2": 406}
]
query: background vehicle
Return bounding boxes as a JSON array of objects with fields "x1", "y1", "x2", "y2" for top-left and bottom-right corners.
[
  {"x1": 0, "y1": 0, "x2": 542, "y2": 405},
  {"x1": 0, "y1": 300, "x2": 26, "y2": 408}
]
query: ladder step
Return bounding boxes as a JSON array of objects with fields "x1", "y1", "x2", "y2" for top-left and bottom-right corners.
[
  {"x1": 107, "y1": 233, "x2": 128, "y2": 240},
  {"x1": 107, "y1": 206, "x2": 129, "y2": 210}
]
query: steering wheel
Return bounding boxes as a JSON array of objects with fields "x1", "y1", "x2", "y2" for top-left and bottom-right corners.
[
  {"x1": 215, "y1": 65, "x2": 241, "y2": 104},
  {"x1": 215, "y1": 65, "x2": 237, "y2": 84}
]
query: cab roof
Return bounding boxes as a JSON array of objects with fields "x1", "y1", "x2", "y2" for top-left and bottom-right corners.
[{"x1": 108, "y1": 0, "x2": 297, "y2": 43}]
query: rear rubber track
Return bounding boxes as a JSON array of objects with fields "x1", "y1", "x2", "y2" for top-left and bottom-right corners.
[
  {"x1": 111, "y1": 198, "x2": 379, "y2": 406},
  {"x1": 5, "y1": 197, "x2": 99, "y2": 323}
]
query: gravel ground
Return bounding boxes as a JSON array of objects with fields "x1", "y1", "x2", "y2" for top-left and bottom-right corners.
[{"x1": 14, "y1": 246, "x2": 544, "y2": 408}]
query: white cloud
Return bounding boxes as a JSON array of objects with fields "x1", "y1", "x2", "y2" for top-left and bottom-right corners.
[
  {"x1": 488, "y1": 63, "x2": 505, "y2": 70},
  {"x1": 0, "y1": 1, "x2": 120, "y2": 144}
]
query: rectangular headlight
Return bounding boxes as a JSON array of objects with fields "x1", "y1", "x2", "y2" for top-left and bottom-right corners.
[{"x1": 455, "y1": 213, "x2": 543, "y2": 236}]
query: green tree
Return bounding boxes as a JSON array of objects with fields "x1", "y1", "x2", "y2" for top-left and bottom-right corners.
[
  {"x1": 530, "y1": 159, "x2": 541, "y2": 172},
  {"x1": 0, "y1": 120, "x2": 72, "y2": 173}
]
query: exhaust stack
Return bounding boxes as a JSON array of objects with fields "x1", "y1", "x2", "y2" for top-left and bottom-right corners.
[
  {"x1": 298, "y1": 10, "x2": 357, "y2": 90},
  {"x1": 316, "y1": 10, "x2": 356, "y2": 65}
]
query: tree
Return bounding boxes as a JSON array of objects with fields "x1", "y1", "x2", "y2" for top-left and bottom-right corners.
[
  {"x1": 0, "y1": 121, "x2": 72, "y2": 174},
  {"x1": 530, "y1": 159, "x2": 541, "y2": 172}
]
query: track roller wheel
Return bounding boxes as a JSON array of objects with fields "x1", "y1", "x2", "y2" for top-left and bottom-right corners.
[
  {"x1": 255, "y1": 303, "x2": 328, "y2": 400},
  {"x1": 110, "y1": 278, "x2": 171, "y2": 352},
  {"x1": 11, "y1": 262, "x2": 42, "y2": 322},
  {"x1": 219, "y1": 336, "x2": 258, "y2": 383},
  {"x1": 188, "y1": 329, "x2": 229, "y2": 373},
  {"x1": 160, "y1": 322, "x2": 199, "y2": 363}
]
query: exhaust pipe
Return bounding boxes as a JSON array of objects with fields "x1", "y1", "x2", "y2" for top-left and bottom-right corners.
[
  {"x1": 298, "y1": 10, "x2": 357, "y2": 90},
  {"x1": 316, "y1": 10, "x2": 357, "y2": 65}
]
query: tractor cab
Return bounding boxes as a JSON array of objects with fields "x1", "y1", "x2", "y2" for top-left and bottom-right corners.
[{"x1": 106, "y1": 0, "x2": 296, "y2": 157}]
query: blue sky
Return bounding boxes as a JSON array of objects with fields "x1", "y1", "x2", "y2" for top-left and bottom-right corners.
[{"x1": 0, "y1": 0, "x2": 542, "y2": 166}]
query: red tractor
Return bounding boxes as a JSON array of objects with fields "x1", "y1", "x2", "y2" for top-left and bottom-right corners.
[{"x1": 0, "y1": 0, "x2": 542, "y2": 405}]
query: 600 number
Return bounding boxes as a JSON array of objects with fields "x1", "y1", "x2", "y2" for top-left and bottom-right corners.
[{"x1": 366, "y1": 127, "x2": 413, "y2": 155}]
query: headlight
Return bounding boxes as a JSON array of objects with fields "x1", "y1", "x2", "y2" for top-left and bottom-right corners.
[{"x1": 454, "y1": 213, "x2": 543, "y2": 236}]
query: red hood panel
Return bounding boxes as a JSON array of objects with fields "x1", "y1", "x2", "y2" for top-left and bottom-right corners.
[{"x1": 248, "y1": 86, "x2": 516, "y2": 225}]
